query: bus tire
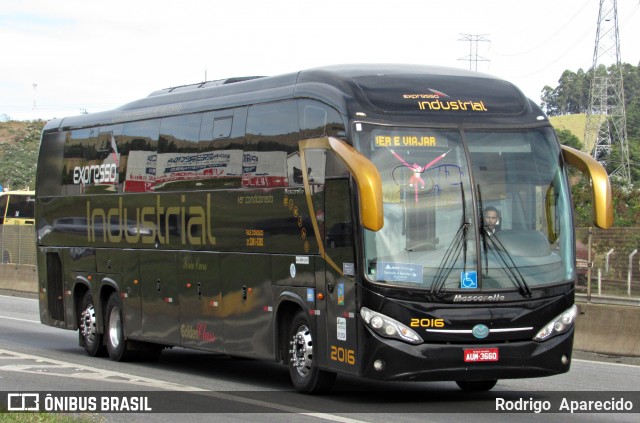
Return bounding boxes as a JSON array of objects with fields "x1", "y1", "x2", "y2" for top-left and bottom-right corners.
[
  {"x1": 455, "y1": 379, "x2": 498, "y2": 391},
  {"x1": 288, "y1": 310, "x2": 336, "y2": 394},
  {"x1": 105, "y1": 292, "x2": 135, "y2": 362},
  {"x1": 79, "y1": 291, "x2": 106, "y2": 357}
]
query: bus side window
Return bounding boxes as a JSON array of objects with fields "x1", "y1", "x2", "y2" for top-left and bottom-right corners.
[
  {"x1": 98, "y1": 128, "x2": 124, "y2": 193},
  {"x1": 198, "y1": 109, "x2": 244, "y2": 189},
  {"x1": 325, "y1": 177, "x2": 355, "y2": 268},
  {"x1": 62, "y1": 128, "x2": 97, "y2": 195},
  {"x1": 212, "y1": 117, "x2": 232, "y2": 139},
  {"x1": 245, "y1": 102, "x2": 300, "y2": 188},
  {"x1": 302, "y1": 105, "x2": 327, "y2": 139},
  {"x1": 299, "y1": 100, "x2": 346, "y2": 139},
  {"x1": 122, "y1": 119, "x2": 160, "y2": 193},
  {"x1": 155, "y1": 114, "x2": 202, "y2": 191},
  {"x1": 7, "y1": 195, "x2": 35, "y2": 219}
]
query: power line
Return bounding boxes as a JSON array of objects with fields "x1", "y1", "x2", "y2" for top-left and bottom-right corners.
[
  {"x1": 490, "y1": 0, "x2": 593, "y2": 57},
  {"x1": 494, "y1": 1, "x2": 639, "y2": 80}
]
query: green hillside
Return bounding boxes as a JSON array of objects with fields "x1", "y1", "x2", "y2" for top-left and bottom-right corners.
[
  {"x1": 0, "y1": 120, "x2": 44, "y2": 190},
  {"x1": 549, "y1": 114, "x2": 587, "y2": 145},
  {"x1": 549, "y1": 114, "x2": 608, "y2": 155}
]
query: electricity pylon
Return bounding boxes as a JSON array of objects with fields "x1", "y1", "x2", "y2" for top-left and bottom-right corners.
[
  {"x1": 458, "y1": 34, "x2": 490, "y2": 71},
  {"x1": 584, "y1": 0, "x2": 630, "y2": 182}
]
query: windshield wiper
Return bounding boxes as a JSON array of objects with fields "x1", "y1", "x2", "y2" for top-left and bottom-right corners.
[
  {"x1": 431, "y1": 183, "x2": 469, "y2": 296},
  {"x1": 482, "y1": 232, "x2": 532, "y2": 298},
  {"x1": 478, "y1": 186, "x2": 532, "y2": 298}
]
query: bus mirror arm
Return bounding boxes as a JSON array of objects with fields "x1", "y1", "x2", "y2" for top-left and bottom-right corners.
[
  {"x1": 561, "y1": 145, "x2": 613, "y2": 229},
  {"x1": 326, "y1": 137, "x2": 384, "y2": 232}
]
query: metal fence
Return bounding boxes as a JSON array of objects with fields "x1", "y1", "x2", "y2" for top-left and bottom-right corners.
[
  {"x1": 0, "y1": 225, "x2": 36, "y2": 265},
  {"x1": 576, "y1": 227, "x2": 640, "y2": 301}
]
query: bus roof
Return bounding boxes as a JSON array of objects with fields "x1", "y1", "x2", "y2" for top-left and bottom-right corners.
[{"x1": 44, "y1": 64, "x2": 544, "y2": 132}]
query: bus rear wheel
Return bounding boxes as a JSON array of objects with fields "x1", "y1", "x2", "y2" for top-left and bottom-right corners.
[
  {"x1": 105, "y1": 293, "x2": 134, "y2": 361},
  {"x1": 288, "y1": 310, "x2": 336, "y2": 393},
  {"x1": 104, "y1": 292, "x2": 162, "y2": 362},
  {"x1": 79, "y1": 291, "x2": 106, "y2": 357},
  {"x1": 456, "y1": 379, "x2": 498, "y2": 391}
]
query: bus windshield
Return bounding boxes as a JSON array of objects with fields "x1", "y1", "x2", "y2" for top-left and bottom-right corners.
[{"x1": 355, "y1": 123, "x2": 574, "y2": 292}]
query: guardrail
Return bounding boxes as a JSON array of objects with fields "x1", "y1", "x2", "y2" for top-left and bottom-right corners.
[{"x1": 576, "y1": 293, "x2": 640, "y2": 307}]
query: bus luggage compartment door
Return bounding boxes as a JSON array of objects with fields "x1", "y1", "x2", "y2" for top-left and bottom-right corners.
[
  {"x1": 139, "y1": 251, "x2": 180, "y2": 345},
  {"x1": 179, "y1": 252, "x2": 222, "y2": 352},
  {"x1": 221, "y1": 253, "x2": 274, "y2": 358}
]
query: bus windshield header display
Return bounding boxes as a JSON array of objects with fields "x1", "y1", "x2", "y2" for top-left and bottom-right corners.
[{"x1": 352, "y1": 74, "x2": 527, "y2": 115}]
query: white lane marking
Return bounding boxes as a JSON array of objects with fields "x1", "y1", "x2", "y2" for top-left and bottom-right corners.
[
  {"x1": 0, "y1": 348, "x2": 204, "y2": 391},
  {"x1": 573, "y1": 358, "x2": 640, "y2": 369},
  {"x1": 0, "y1": 295, "x2": 38, "y2": 301},
  {"x1": 0, "y1": 348, "x2": 368, "y2": 422},
  {"x1": 0, "y1": 315, "x2": 40, "y2": 324}
]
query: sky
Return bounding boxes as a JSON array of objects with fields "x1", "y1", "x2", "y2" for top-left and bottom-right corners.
[{"x1": 1, "y1": 0, "x2": 640, "y2": 121}]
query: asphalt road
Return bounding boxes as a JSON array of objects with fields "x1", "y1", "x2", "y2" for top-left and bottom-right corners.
[{"x1": 1, "y1": 292, "x2": 639, "y2": 422}]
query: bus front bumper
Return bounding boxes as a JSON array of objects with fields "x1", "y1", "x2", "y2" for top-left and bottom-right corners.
[{"x1": 359, "y1": 327, "x2": 573, "y2": 382}]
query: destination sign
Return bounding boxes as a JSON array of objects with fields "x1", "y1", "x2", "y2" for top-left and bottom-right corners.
[{"x1": 372, "y1": 133, "x2": 448, "y2": 149}]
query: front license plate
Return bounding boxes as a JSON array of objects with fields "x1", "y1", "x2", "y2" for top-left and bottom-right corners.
[{"x1": 464, "y1": 347, "x2": 499, "y2": 362}]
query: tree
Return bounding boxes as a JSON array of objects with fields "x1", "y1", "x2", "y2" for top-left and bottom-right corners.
[
  {"x1": 626, "y1": 97, "x2": 640, "y2": 141},
  {"x1": 540, "y1": 63, "x2": 640, "y2": 118},
  {"x1": 541, "y1": 69, "x2": 590, "y2": 115},
  {"x1": 555, "y1": 129, "x2": 581, "y2": 150}
]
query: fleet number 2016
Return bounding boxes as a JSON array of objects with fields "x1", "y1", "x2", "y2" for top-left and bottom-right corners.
[
  {"x1": 410, "y1": 318, "x2": 445, "y2": 328},
  {"x1": 330, "y1": 346, "x2": 355, "y2": 365}
]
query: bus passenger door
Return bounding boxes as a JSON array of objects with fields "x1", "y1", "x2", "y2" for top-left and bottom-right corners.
[
  {"x1": 322, "y1": 178, "x2": 359, "y2": 374},
  {"x1": 139, "y1": 251, "x2": 180, "y2": 345},
  {"x1": 179, "y1": 252, "x2": 223, "y2": 352}
]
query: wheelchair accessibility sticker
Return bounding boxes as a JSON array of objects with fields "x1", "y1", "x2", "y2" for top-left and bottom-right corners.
[{"x1": 461, "y1": 271, "x2": 478, "y2": 289}]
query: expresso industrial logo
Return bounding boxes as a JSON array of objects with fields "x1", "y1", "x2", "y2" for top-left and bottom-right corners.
[{"x1": 403, "y1": 88, "x2": 488, "y2": 112}]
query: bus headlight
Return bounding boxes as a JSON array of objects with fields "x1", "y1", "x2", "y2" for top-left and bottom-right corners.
[
  {"x1": 360, "y1": 307, "x2": 423, "y2": 345},
  {"x1": 533, "y1": 305, "x2": 578, "y2": 342}
]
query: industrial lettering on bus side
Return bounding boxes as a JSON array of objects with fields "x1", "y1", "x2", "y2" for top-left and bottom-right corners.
[{"x1": 85, "y1": 194, "x2": 217, "y2": 246}]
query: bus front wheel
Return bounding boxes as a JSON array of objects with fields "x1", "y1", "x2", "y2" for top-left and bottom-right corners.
[
  {"x1": 288, "y1": 310, "x2": 336, "y2": 393},
  {"x1": 79, "y1": 291, "x2": 106, "y2": 357}
]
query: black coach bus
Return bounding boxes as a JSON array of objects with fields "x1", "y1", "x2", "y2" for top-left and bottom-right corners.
[{"x1": 36, "y1": 64, "x2": 612, "y2": 393}]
